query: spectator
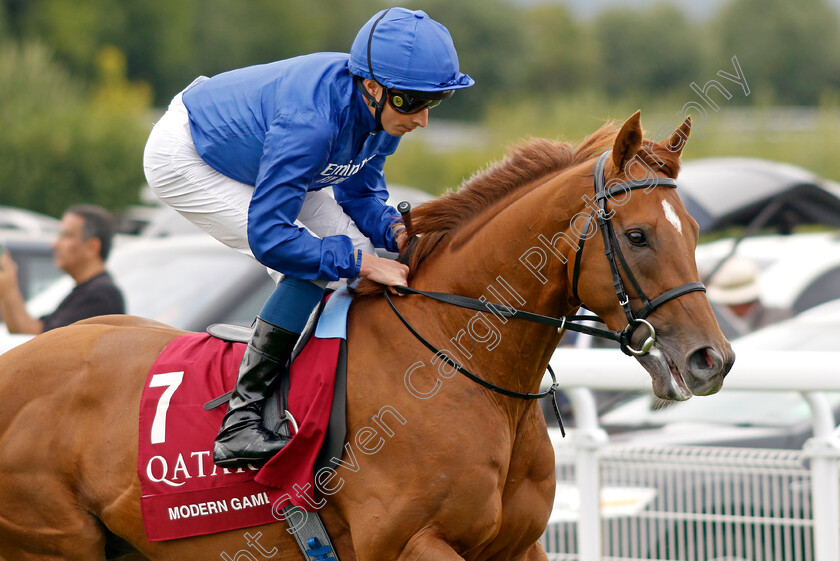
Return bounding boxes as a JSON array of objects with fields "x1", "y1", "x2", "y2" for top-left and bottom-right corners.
[
  {"x1": 0, "y1": 204, "x2": 125, "y2": 333},
  {"x1": 706, "y1": 256, "x2": 790, "y2": 333}
]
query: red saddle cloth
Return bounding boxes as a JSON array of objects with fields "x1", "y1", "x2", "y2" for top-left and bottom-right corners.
[{"x1": 137, "y1": 331, "x2": 341, "y2": 541}]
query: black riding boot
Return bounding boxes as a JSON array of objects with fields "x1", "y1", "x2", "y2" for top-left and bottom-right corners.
[{"x1": 213, "y1": 317, "x2": 298, "y2": 468}]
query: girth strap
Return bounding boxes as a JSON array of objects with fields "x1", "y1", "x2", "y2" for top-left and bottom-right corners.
[{"x1": 282, "y1": 504, "x2": 342, "y2": 561}]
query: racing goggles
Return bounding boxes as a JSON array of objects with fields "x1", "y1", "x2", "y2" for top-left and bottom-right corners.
[{"x1": 387, "y1": 88, "x2": 454, "y2": 114}]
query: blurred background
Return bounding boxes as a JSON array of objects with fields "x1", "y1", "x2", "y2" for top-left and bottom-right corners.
[
  {"x1": 3, "y1": 3, "x2": 840, "y2": 558},
  {"x1": 1, "y1": 0, "x2": 840, "y2": 217}
]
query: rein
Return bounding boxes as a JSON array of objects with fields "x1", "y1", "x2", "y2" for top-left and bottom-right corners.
[
  {"x1": 383, "y1": 288, "x2": 568, "y2": 436},
  {"x1": 384, "y1": 150, "x2": 707, "y2": 436}
]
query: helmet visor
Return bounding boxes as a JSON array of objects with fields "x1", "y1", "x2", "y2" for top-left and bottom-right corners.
[{"x1": 387, "y1": 88, "x2": 454, "y2": 114}]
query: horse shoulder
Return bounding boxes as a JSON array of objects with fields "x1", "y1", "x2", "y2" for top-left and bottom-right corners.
[{"x1": 337, "y1": 301, "x2": 554, "y2": 561}]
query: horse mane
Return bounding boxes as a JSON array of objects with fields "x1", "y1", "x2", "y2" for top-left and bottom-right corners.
[{"x1": 352, "y1": 121, "x2": 681, "y2": 297}]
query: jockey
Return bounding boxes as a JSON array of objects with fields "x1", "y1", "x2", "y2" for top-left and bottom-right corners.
[{"x1": 143, "y1": 7, "x2": 474, "y2": 468}]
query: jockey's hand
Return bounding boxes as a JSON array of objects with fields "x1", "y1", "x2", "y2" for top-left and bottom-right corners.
[{"x1": 359, "y1": 252, "x2": 409, "y2": 293}]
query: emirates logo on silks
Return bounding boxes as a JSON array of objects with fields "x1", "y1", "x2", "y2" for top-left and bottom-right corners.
[{"x1": 316, "y1": 155, "x2": 377, "y2": 185}]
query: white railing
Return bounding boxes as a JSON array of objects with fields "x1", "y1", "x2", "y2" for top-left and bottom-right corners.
[{"x1": 542, "y1": 348, "x2": 840, "y2": 561}]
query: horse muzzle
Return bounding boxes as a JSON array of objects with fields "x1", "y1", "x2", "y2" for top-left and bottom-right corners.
[
  {"x1": 684, "y1": 345, "x2": 734, "y2": 395},
  {"x1": 638, "y1": 341, "x2": 734, "y2": 401}
]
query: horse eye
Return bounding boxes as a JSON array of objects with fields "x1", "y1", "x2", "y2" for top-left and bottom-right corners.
[{"x1": 626, "y1": 230, "x2": 647, "y2": 247}]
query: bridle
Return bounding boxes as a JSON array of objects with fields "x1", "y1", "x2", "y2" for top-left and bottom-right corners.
[
  {"x1": 382, "y1": 150, "x2": 707, "y2": 432},
  {"x1": 570, "y1": 151, "x2": 706, "y2": 356}
]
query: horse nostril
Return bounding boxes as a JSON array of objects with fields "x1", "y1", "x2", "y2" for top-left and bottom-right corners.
[{"x1": 687, "y1": 347, "x2": 723, "y2": 374}]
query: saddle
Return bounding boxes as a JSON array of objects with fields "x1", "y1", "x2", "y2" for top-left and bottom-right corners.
[{"x1": 136, "y1": 293, "x2": 347, "y2": 548}]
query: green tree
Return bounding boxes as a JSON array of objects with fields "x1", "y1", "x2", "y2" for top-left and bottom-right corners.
[
  {"x1": 593, "y1": 4, "x2": 702, "y2": 99},
  {"x1": 404, "y1": 0, "x2": 529, "y2": 119},
  {"x1": 130, "y1": 0, "x2": 388, "y2": 102},
  {"x1": 111, "y1": 0, "x2": 197, "y2": 103},
  {"x1": 0, "y1": 0, "x2": 388, "y2": 104},
  {"x1": 0, "y1": 2, "x2": 7, "y2": 38},
  {"x1": 522, "y1": 4, "x2": 599, "y2": 95},
  {"x1": 715, "y1": 0, "x2": 840, "y2": 104},
  {"x1": 0, "y1": 41, "x2": 149, "y2": 216},
  {"x1": 310, "y1": 0, "x2": 390, "y2": 52},
  {"x1": 0, "y1": 0, "x2": 125, "y2": 77}
]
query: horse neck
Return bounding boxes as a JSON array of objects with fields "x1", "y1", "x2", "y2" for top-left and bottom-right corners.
[{"x1": 408, "y1": 167, "x2": 590, "y2": 396}]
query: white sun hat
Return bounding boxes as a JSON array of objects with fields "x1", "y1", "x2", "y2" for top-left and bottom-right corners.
[{"x1": 706, "y1": 256, "x2": 761, "y2": 305}]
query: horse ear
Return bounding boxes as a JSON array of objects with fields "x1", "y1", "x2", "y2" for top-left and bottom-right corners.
[
  {"x1": 612, "y1": 110, "x2": 643, "y2": 172},
  {"x1": 665, "y1": 116, "x2": 692, "y2": 156}
]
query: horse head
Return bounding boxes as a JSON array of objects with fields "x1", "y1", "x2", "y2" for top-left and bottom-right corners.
[
  {"x1": 355, "y1": 110, "x2": 733, "y2": 403},
  {"x1": 573, "y1": 111, "x2": 734, "y2": 400}
]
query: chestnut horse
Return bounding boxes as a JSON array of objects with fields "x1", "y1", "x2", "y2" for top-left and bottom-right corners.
[{"x1": 0, "y1": 111, "x2": 733, "y2": 561}]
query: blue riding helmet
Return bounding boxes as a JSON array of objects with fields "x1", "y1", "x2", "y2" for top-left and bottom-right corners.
[{"x1": 349, "y1": 8, "x2": 475, "y2": 93}]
